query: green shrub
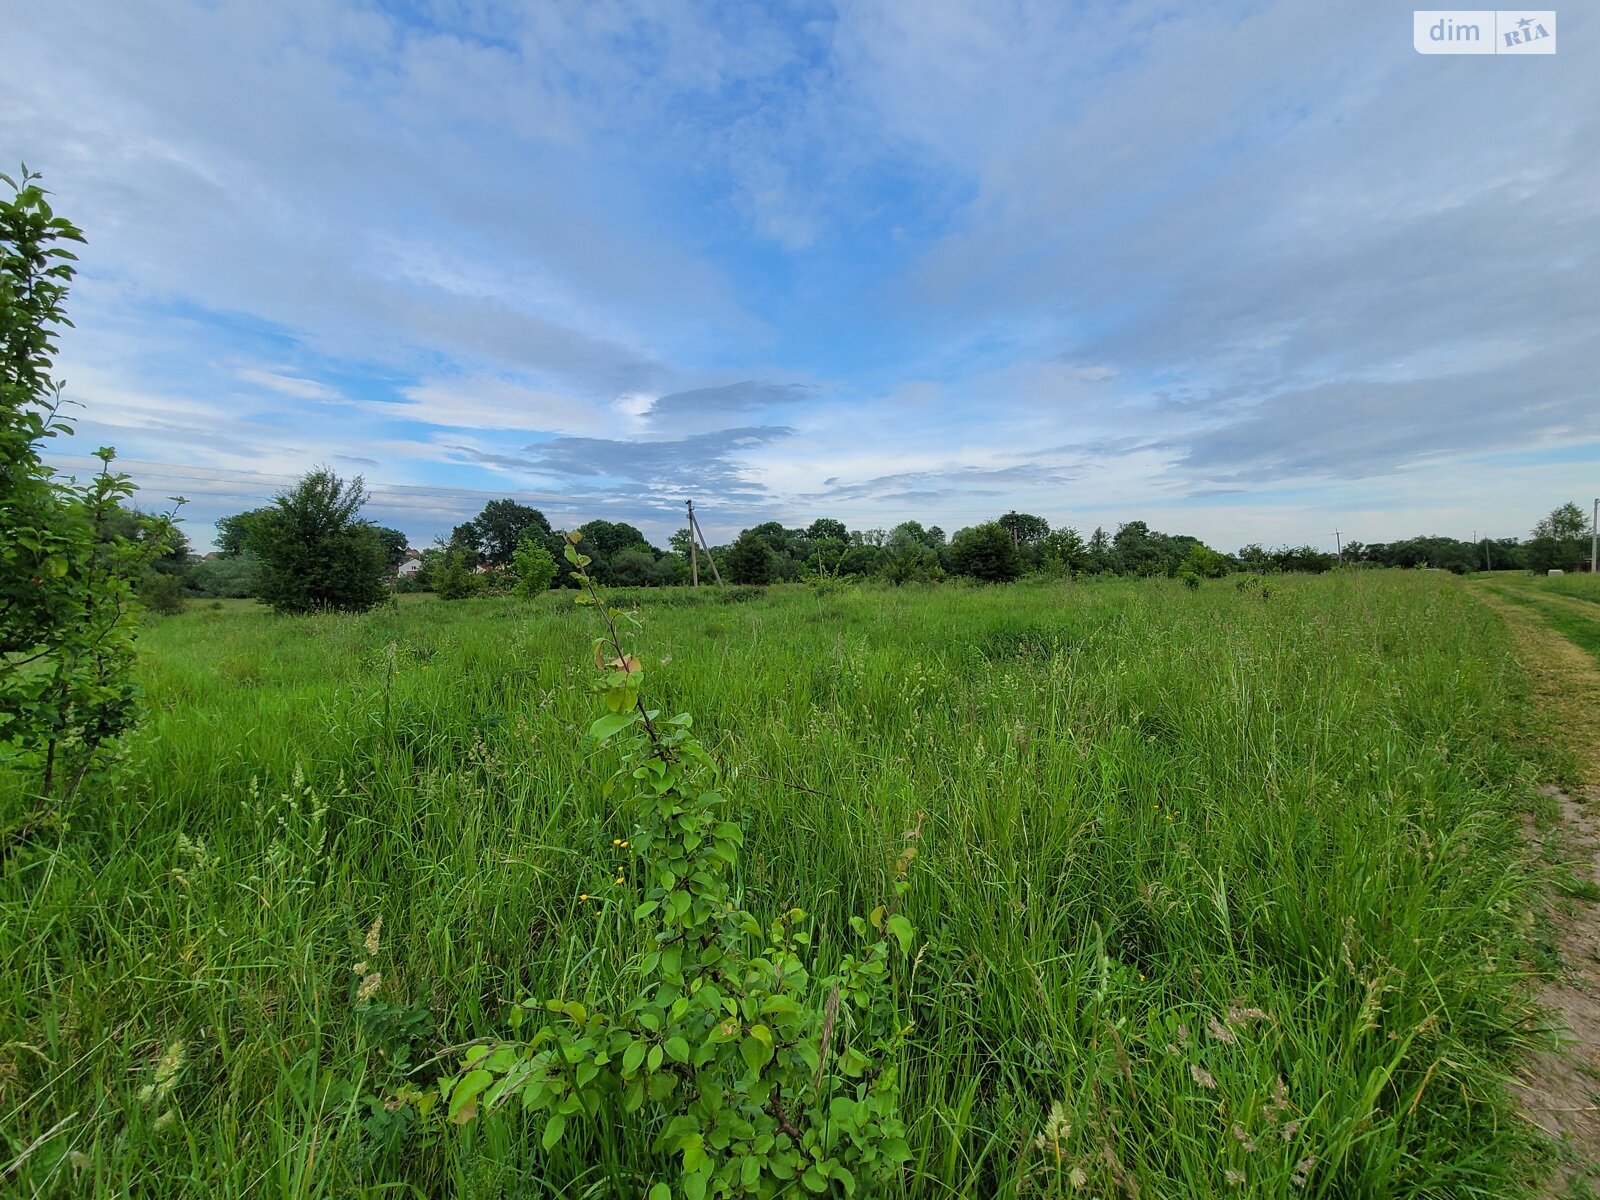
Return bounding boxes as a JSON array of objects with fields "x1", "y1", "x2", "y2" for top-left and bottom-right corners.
[
  {"x1": 512, "y1": 538, "x2": 558, "y2": 598},
  {"x1": 442, "y1": 535, "x2": 917, "y2": 1198},
  {"x1": 140, "y1": 571, "x2": 187, "y2": 615},
  {"x1": 1, "y1": 168, "x2": 177, "y2": 799},
  {"x1": 434, "y1": 550, "x2": 480, "y2": 601},
  {"x1": 182, "y1": 553, "x2": 258, "y2": 598}
]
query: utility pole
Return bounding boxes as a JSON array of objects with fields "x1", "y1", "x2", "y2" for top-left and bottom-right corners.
[
  {"x1": 685, "y1": 499, "x2": 699, "y2": 587},
  {"x1": 1334, "y1": 529, "x2": 1342, "y2": 565},
  {"x1": 685, "y1": 499, "x2": 722, "y2": 585},
  {"x1": 1591, "y1": 497, "x2": 1598, "y2": 574}
]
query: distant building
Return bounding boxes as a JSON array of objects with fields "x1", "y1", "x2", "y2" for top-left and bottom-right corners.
[{"x1": 397, "y1": 559, "x2": 422, "y2": 578}]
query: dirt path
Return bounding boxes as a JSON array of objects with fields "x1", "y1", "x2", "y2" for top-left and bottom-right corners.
[{"x1": 1476, "y1": 587, "x2": 1600, "y2": 1195}]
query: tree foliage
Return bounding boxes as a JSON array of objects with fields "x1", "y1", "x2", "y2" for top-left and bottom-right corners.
[
  {"x1": 1528, "y1": 501, "x2": 1589, "y2": 574},
  {"x1": 512, "y1": 537, "x2": 558, "y2": 598},
  {"x1": 452, "y1": 499, "x2": 555, "y2": 568},
  {"x1": 997, "y1": 511, "x2": 1049, "y2": 547},
  {"x1": 724, "y1": 530, "x2": 776, "y2": 585},
  {"x1": 249, "y1": 469, "x2": 391, "y2": 614},
  {"x1": 948, "y1": 523, "x2": 1022, "y2": 582},
  {"x1": 1, "y1": 168, "x2": 176, "y2": 798}
]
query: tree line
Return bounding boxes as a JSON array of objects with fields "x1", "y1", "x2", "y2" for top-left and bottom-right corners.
[{"x1": 162, "y1": 467, "x2": 1596, "y2": 615}]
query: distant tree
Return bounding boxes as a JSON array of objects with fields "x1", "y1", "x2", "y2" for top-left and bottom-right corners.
[
  {"x1": 839, "y1": 544, "x2": 885, "y2": 577},
  {"x1": 1270, "y1": 545, "x2": 1336, "y2": 574},
  {"x1": 367, "y1": 524, "x2": 409, "y2": 570},
  {"x1": 511, "y1": 537, "x2": 557, "y2": 598},
  {"x1": 1236, "y1": 544, "x2": 1273, "y2": 571},
  {"x1": 853, "y1": 528, "x2": 888, "y2": 549},
  {"x1": 577, "y1": 519, "x2": 650, "y2": 560},
  {"x1": 806, "y1": 518, "x2": 848, "y2": 544},
  {"x1": 646, "y1": 554, "x2": 689, "y2": 586},
  {"x1": 882, "y1": 542, "x2": 942, "y2": 584},
  {"x1": 1180, "y1": 544, "x2": 1231, "y2": 579},
  {"x1": 216, "y1": 508, "x2": 274, "y2": 557},
  {"x1": 182, "y1": 554, "x2": 258, "y2": 598},
  {"x1": 888, "y1": 521, "x2": 944, "y2": 552},
  {"x1": 453, "y1": 499, "x2": 555, "y2": 567},
  {"x1": 1038, "y1": 527, "x2": 1089, "y2": 577},
  {"x1": 251, "y1": 468, "x2": 391, "y2": 613},
  {"x1": 434, "y1": 549, "x2": 478, "y2": 600},
  {"x1": 949, "y1": 523, "x2": 1023, "y2": 582},
  {"x1": 724, "y1": 530, "x2": 776, "y2": 585},
  {"x1": 1086, "y1": 526, "x2": 1113, "y2": 573},
  {"x1": 998, "y1": 511, "x2": 1050, "y2": 548},
  {"x1": 140, "y1": 571, "x2": 187, "y2": 614},
  {"x1": 609, "y1": 548, "x2": 658, "y2": 587},
  {"x1": 1528, "y1": 501, "x2": 1589, "y2": 573},
  {"x1": 805, "y1": 537, "x2": 848, "y2": 577}
]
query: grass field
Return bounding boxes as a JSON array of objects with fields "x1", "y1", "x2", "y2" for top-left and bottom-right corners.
[{"x1": 0, "y1": 572, "x2": 1561, "y2": 1196}]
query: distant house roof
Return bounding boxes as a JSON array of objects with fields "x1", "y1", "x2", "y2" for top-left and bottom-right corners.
[
  {"x1": 397, "y1": 559, "x2": 423, "y2": 576},
  {"x1": 405, "y1": 548, "x2": 423, "y2": 560}
]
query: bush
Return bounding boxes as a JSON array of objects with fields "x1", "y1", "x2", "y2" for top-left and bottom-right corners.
[
  {"x1": 512, "y1": 538, "x2": 558, "y2": 598},
  {"x1": 882, "y1": 543, "x2": 942, "y2": 585},
  {"x1": 948, "y1": 522, "x2": 1023, "y2": 582},
  {"x1": 434, "y1": 550, "x2": 479, "y2": 601},
  {"x1": 140, "y1": 571, "x2": 187, "y2": 614},
  {"x1": 182, "y1": 554, "x2": 259, "y2": 598}
]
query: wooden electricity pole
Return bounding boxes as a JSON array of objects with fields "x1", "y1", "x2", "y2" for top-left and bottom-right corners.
[
  {"x1": 685, "y1": 499, "x2": 722, "y2": 585},
  {"x1": 686, "y1": 499, "x2": 699, "y2": 587}
]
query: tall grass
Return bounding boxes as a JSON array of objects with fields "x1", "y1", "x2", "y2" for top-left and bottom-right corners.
[{"x1": 0, "y1": 573, "x2": 1550, "y2": 1196}]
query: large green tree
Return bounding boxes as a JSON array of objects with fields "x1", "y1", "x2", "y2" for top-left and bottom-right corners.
[
  {"x1": 451, "y1": 499, "x2": 555, "y2": 567},
  {"x1": 997, "y1": 511, "x2": 1050, "y2": 548},
  {"x1": 1528, "y1": 501, "x2": 1589, "y2": 574},
  {"x1": 250, "y1": 469, "x2": 391, "y2": 613}
]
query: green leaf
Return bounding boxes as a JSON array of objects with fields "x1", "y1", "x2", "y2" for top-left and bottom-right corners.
[
  {"x1": 542, "y1": 1111, "x2": 568, "y2": 1150},
  {"x1": 740, "y1": 1035, "x2": 771, "y2": 1074},
  {"x1": 622, "y1": 1041, "x2": 647, "y2": 1075},
  {"x1": 589, "y1": 711, "x2": 638, "y2": 741},
  {"x1": 665, "y1": 1036, "x2": 691, "y2": 1064},
  {"x1": 886, "y1": 914, "x2": 914, "y2": 955},
  {"x1": 448, "y1": 1069, "x2": 493, "y2": 1123},
  {"x1": 649, "y1": 1186, "x2": 671, "y2": 1200}
]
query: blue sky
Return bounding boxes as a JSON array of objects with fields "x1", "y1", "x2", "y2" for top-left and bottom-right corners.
[{"x1": 3, "y1": 0, "x2": 1596, "y2": 550}]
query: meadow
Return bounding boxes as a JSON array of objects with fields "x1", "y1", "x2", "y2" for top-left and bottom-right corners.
[{"x1": 0, "y1": 572, "x2": 1561, "y2": 1196}]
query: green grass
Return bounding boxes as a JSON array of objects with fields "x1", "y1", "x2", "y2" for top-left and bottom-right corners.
[
  {"x1": 1477, "y1": 574, "x2": 1600, "y2": 662},
  {"x1": 0, "y1": 573, "x2": 1555, "y2": 1196}
]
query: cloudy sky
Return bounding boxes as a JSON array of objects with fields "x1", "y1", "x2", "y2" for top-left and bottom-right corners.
[{"x1": 3, "y1": 1, "x2": 1596, "y2": 550}]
